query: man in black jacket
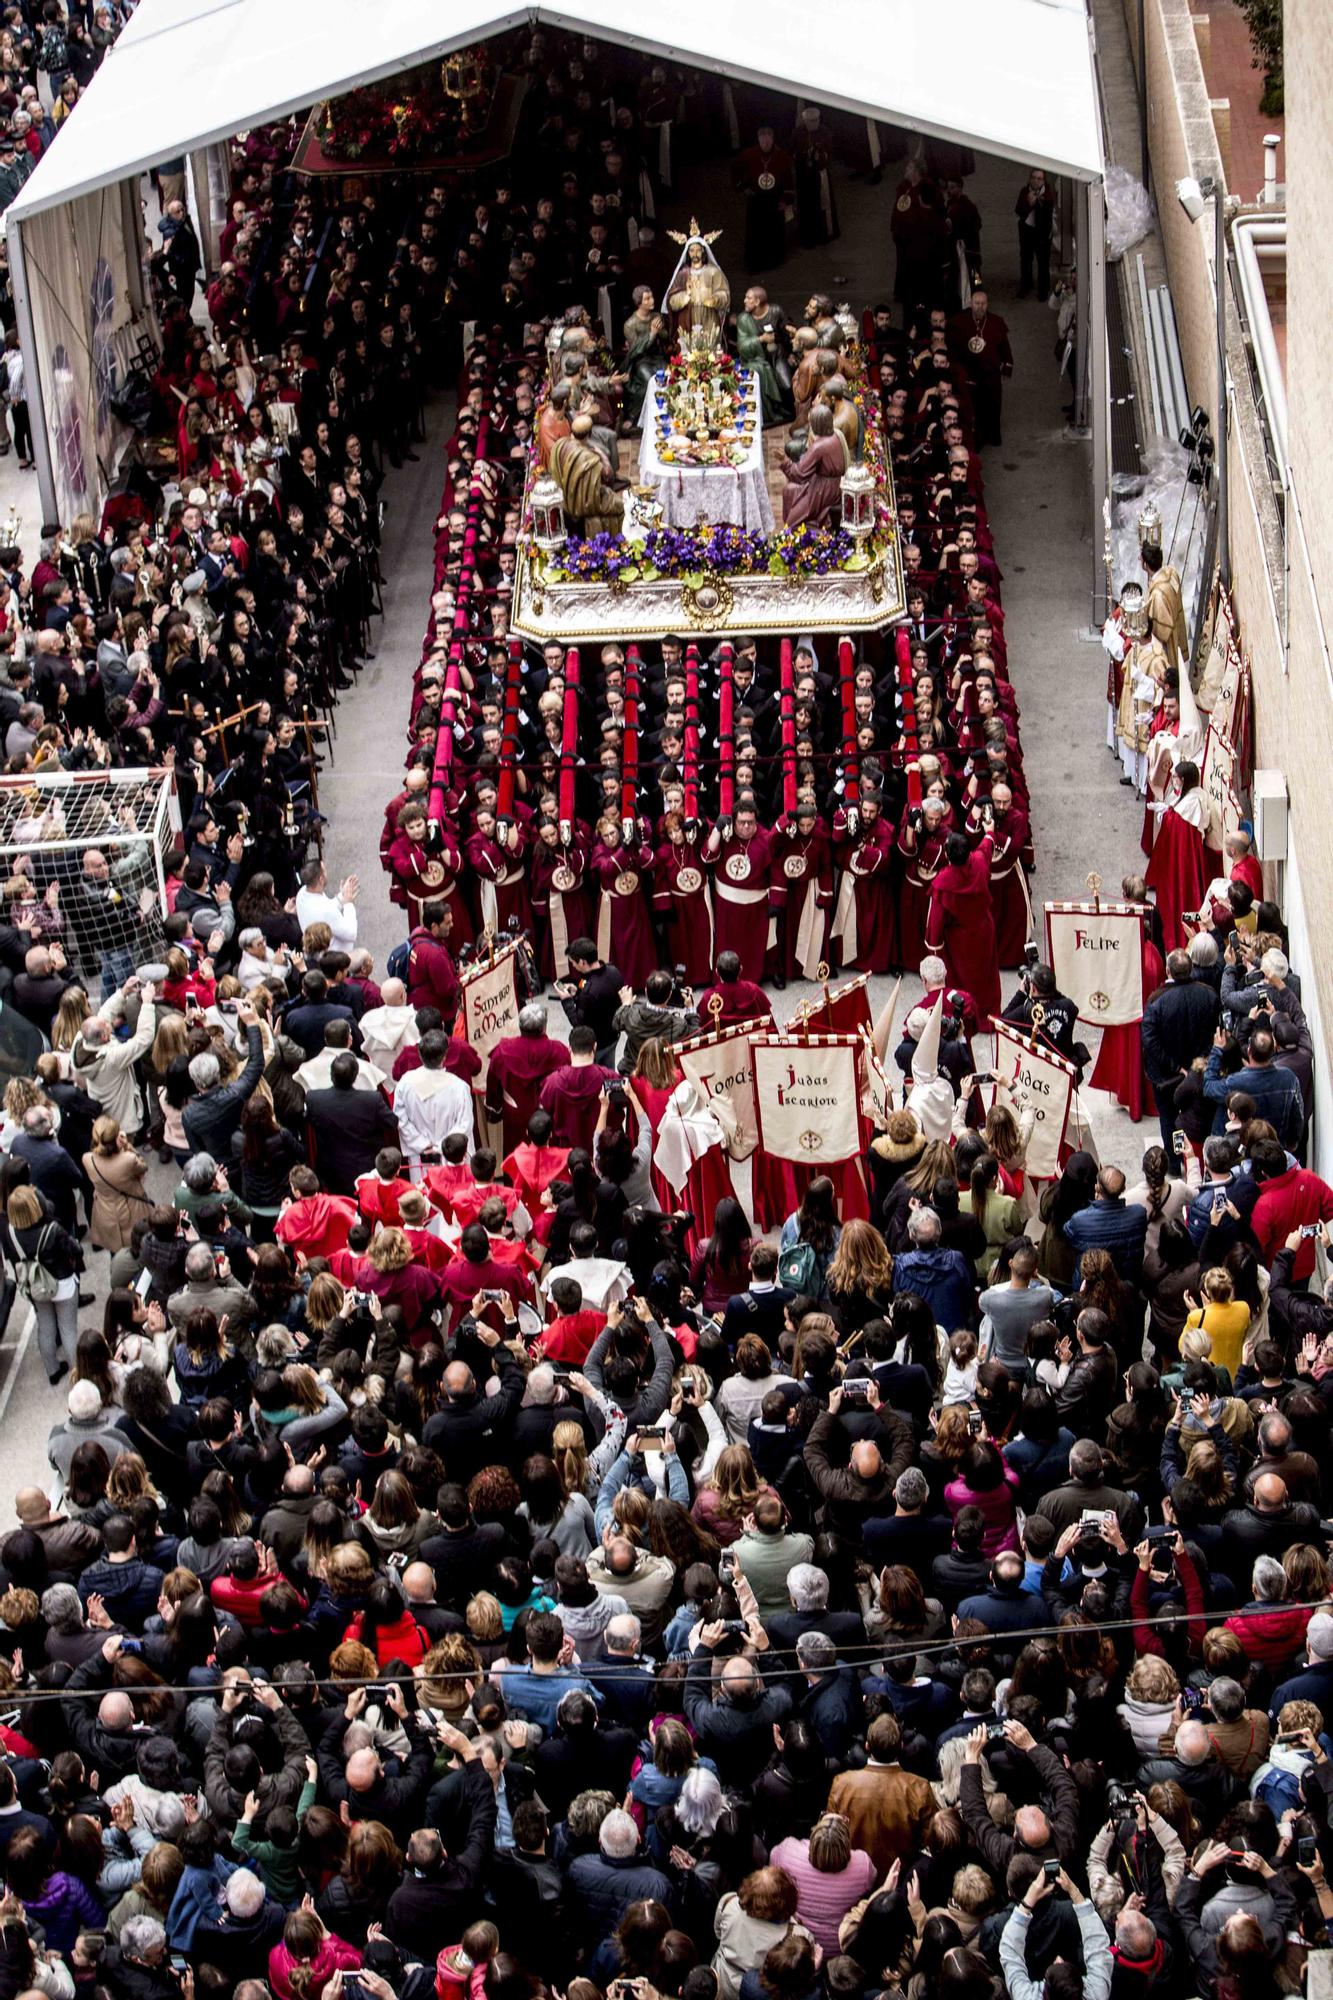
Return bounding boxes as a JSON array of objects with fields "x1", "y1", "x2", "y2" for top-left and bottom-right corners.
[
  {"x1": 1220, "y1": 1472, "x2": 1322, "y2": 1569},
  {"x1": 181, "y1": 1016, "x2": 265, "y2": 1157},
  {"x1": 305, "y1": 1052, "x2": 399, "y2": 1194},
  {"x1": 683, "y1": 1632, "x2": 792, "y2": 1785},
  {"x1": 315, "y1": 1682, "x2": 434, "y2": 1842},
  {"x1": 1141, "y1": 949, "x2": 1220, "y2": 1157},
  {"x1": 384, "y1": 1736, "x2": 497, "y2": 1955},
  {"x1": 558, "y1": 938, "x2": 624, "y2": 1063}
]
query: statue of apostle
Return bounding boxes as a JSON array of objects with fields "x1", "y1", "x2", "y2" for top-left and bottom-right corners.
[{"x1": 548, "y1": 415, "x2": 624, "y2": 537}]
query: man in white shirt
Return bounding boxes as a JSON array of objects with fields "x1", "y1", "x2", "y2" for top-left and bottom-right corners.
[
  {"x1": 294, "y1": 859, "x2": 358, "y2": 947},
  {"x1": 296, "y1": 1022, "x2": 386, "y2": 1096},
  {"x1": 543, "y1": 1219, "x2": 630, "y2": 1312},
  {"x1": 358, "y1": 977, "x2": 420, "y2": 1074},
  {"x1": 392, "y1": 1028, "x2": 474, "y2": 1161}
]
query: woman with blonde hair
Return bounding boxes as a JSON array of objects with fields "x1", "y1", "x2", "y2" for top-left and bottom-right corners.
[
  {"x1": 691, "y1": 1442, "x2": 773, "y2": 1547},
  {"x1": 50, "y1": 986, "x2": 91, "y2": 1055},
  {"x1": 83, "y1": 1115, "x2": 149, "y2": 1253},
  {"x1": 0, "y1": 1182, "x2": 82, "y2": 1383},
  {"x1": 826, "y1": 1219, "x2": 894, "y2": 1336},
  {"x1": 1118, "y1": 1653, "x2": 1180, "y2": 1755},
  {"x1": 0, "y1": 1076, "x2": 50, "y2": 1149},
  {"x1": 416, "y1": 1632, "x2": 483, "y2": 1724},
  {"x1": 551, "y1": 1418, "x2": 590, "y2": 1500},
  {"x1": 464, "y1": 1591, "x2": 508, "y2": 1669},
  {"x1": 982, "y1": 1099, "x2": 1034, "y2": 1204},
  {"x1": 1182, "y1": 1266, "x2": 1250, "y2": 1379}
]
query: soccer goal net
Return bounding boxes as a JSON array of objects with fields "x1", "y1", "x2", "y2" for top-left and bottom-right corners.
[{"x1": 0, "y1": 767, "x2": 181, "y2": 993}]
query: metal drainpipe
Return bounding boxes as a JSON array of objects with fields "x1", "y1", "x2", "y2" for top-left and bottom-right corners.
[{"x1": 1232, "y1": 217, "x2": 1288, "y2": 467}]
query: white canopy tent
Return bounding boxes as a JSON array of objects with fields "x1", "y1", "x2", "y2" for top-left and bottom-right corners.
[{"x1": 2, "y1": 0, "x2": 1107, "y2": 603}]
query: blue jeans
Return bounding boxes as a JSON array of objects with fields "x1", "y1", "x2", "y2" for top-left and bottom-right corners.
[{"x1": 100, "y1": 946, "x2": 134, "y2": 1001}]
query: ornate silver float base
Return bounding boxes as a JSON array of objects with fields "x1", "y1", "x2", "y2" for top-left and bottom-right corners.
[{"x1": 510, "y1": 542, "x2": 906, "y2": 643}]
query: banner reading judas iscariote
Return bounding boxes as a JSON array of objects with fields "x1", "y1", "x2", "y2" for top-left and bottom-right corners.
[{"x1": 752, "y1": 1037, "x2": 862, "y2": 1164}]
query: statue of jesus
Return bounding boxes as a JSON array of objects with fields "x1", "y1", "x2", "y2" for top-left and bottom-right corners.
[{"x1": 665, "y1": 219, "x2": 730, "y2": 352}]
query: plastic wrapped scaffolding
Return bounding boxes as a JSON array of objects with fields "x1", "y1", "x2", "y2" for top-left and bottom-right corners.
[{"x1": 1104, "y1": 164, "x2": 1155, "y2": 262}]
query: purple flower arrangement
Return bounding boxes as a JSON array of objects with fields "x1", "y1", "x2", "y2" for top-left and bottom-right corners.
[{"x1": 550, "y1": 521, "x2": 854, "y2": 584}]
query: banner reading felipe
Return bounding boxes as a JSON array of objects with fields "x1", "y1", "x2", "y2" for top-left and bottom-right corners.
[{"x1": 1045, "y1": 902, "x2": 1145, "y2": 1028}]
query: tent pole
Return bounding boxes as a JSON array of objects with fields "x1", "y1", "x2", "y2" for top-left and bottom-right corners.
[
  {"x1": 1073, "y1": 182, "x2": 1090, "y2": 431},
  {"x1": 6, "y1": 216, "x2": 57, "y2": 522},
  {"x1": 1089, "y1": 177, "x2": 1110, "y2": 626},
  {"x1": 120, "y1": 176, "x2": 147, "y2": 316}
]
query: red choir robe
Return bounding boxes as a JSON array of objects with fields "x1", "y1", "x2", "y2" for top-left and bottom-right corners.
[
  {"x1": 1089, "y1": 929, "x2": 1164, "y2": 1121},
  {"x1": 771, "y1": 819, "x2": 834, "y2": 983},
  {"x1": 502, "y1": 1141, "x2": 571, "y2": 1213},
  {"x1": 529, "y1": 837, "x2": 591, "y2": 983},
  {"x1": 385, "y1": 826, "x2": 468, "y2": 936},
  {"x1": 653, "y1": 836, "x2": 716, "y2": 986},
  {"x1": 484, "y1": 1032, "x2": 569, "y2": 1156},
  {"x1": 592, "y1": 837, "x2": 657, "y2": 991},
  {"x1": 927, "y1": 834, "x2": 1002, "y2": 1024},
  {"x1": 465, "y1": 825, "x2": 532, "y2": 939},
  {"x1": 896, "y1": 811, "x2": 953, "y2": 971},
  {"x1": 711, "y1": 828, "x2": 776, "y2": 984},
  {"x1": 355, "y1": 1172, "x2": 412, "y2": 1228},
  {"x1": 1230, "y1": 852, "x2": 1263, "y2": 903},
  {"x1": 830, "y1": 811, "x2": 899, "y2": 973},
  {"x1": 539, "y1": 1060, "x2": 617, "y2": 1152},
  {"x1": 1144, "y1": 791, "x2": 1208, "y2": 954},
  {"x1": 632, "y1": 1074, "x2": 680, "y2": 1215},
  {"x1": 275, "y1": 1192, "x2": 357, "y2": 1260},
  {"x1": 697, "y1": 978, "x2": 774, "y2": 1027},
  {"x1": 966, "y1": 802, "x2": 1031, "y2": 966}
]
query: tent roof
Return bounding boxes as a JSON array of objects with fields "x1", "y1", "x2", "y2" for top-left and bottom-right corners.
[{"x1": 6, "y1": 0, "x2": 1101, "y2": 227}]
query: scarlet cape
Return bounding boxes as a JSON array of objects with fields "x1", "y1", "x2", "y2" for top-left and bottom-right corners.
[
  {"x1": 1144, "y1": 791, "x2": 1208, "y2": 954},
  {"x1": 926, "y1": 834, "x2": 1002, "y2": 1023}
]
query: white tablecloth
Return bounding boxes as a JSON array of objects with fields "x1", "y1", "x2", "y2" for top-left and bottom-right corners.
[{"x1": 637, "y1": 369, "x2": 775, "y2": 534}]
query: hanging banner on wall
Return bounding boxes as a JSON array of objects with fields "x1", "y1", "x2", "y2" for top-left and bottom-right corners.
[{"x1": 1044, "y1": 902, "x2": 1147, "y2": 1027}]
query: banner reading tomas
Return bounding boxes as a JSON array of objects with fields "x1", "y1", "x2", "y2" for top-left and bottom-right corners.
[
  {"x1": 992, "y1": 1018, "x2": 1076, "y2": 1181},
  {"x1": 677, "y1": 1019, "x2": 763, "y2": 1161},
  {"x1": 753, "y1": 1038, "x2": 861, "y2": 1163},
  {"x1": 460, "y1": 944, "x2": 520, "y2": 1087},
  {"x1": 1044, "y1": 903, "x2": 1145, "y2": 1027}
]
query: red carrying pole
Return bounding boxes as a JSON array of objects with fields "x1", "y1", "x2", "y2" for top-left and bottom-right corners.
[
  {"x1": 622, "y1": 644, "x2": 641, "y2": 839},
  {"x1": 838, "y1": 633, "x2": 858, "y2": 802},
  {"x1": 558, "y1": 647, "x2": 580, "y2": 833},
  {"x1": 779, "y1": 635, "x2": 796, "y2": 816},
  {"x1": 718, "y1": 640, "x2": 735, "y2": 820},
  {"x1": 496, "y1": 638, "x2": 522, "y2": 819},
  {"x1": 683, "y1": 643, "x2": 701, "y2": 820},
  {"x1": 429, "y1": 414, "x2": 491, "y2": 827},
  {"x1": 896, "y1": 625, "x2": 923, "y2": 808}
]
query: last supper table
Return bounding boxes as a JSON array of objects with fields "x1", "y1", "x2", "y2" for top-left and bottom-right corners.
[{"x1": 636, "y1": 362, "x2": 775, "y2": 534}]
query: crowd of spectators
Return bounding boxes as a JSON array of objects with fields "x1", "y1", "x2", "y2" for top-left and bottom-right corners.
[{"x1": 0, "y1": 23, "x2": 1323, "y2": 2000}]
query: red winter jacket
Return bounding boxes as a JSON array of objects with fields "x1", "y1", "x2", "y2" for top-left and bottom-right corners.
[
  {"x1": 1250, "y1": 1166, "x2": 1333, "y2": 1278},
  {"x1": 1223, "y1": 1602, "x2": 1312, "y2": 1668}
]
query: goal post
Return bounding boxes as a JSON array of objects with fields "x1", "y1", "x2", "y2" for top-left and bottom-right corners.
[{"x1": 0, "y1": 767, "x2": 181, "y2": 993}]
